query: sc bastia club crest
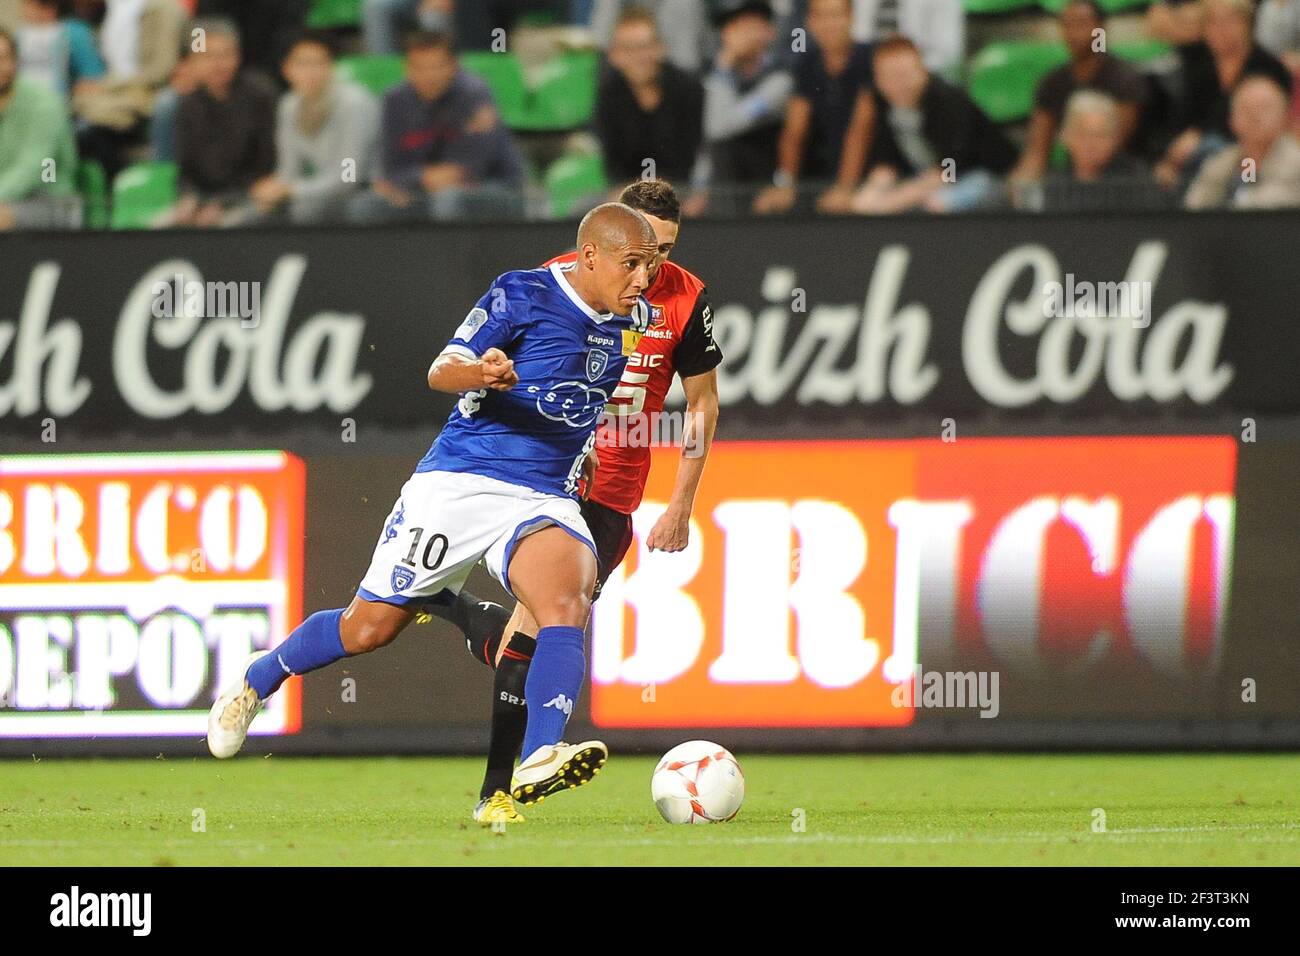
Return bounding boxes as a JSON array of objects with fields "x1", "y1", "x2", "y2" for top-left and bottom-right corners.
[
  {"x1": 391, "y1": 565, "x2": 415, "y2": 593},
  {"x1": 586, "y1": 348, "x2": 609, "y2": 382}
]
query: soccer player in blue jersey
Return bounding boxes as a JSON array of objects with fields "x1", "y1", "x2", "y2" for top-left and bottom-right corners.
[{"x1": 207, "y1": 203, "x2": 658, "y2": 806}]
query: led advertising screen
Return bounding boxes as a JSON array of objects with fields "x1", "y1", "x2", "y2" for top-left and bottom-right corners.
[
  {"x1": 591, "y1": 437, "x2": 1237, "y2": 727},
  {"x1": 0, "y1": 452, "x2": 304, "y2": 737}
]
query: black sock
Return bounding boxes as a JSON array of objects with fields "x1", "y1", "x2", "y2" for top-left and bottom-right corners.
[
  {"x1": 482, "y1": 632, "x2": 537, "y2": 799},
  {"x1": 424, "y1": 589, "x2": 511, "y2": 668}
]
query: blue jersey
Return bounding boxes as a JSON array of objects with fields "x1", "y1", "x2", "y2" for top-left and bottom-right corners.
[{"x1": 420, "y1": 263, "x2": 651, "y2": 497}]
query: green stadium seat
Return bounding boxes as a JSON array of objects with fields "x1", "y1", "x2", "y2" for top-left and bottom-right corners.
[
  {"x1": 963, "y1": 0, "x2": 1039, "y2": 14},
  {"x1": 967, "y1": 41, "x2": 1070, "y2": 122},
  {"x1": 1112, "y1": 39, "x2": 1174, "y2": 64},
  {"x1": 1049, "y1": 140, "x2": 1070, "y2": 170},
  {"x1": 336, "y1": 54, "x2": 405, "y2": 98},
  {"x1": 544, "y1": 152, "x2": 606, "y2": 218},
  {"x1": 307, "y1": 0, "x2": 362, "y2": 29},
  {"x1": 110, "y1": 161, "x2": 177, "y2": 230},
  {"x1": 517, "y1": 50, "x2": 599, "y2": 131},
  {"x1": 1040, "y1": 0, "x2": 1151, "y2": 14},
  {"x1": 76, "y1": 160, "x2": 109, "y2": 230},
  {"x1": 459, "y1": 51, "x2": 529, "y2": 128}
]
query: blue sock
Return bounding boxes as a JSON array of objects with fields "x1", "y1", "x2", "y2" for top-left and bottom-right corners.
[
  {"x1": 246, "y1": 609, "x2": 347, "y2": 700},
  {"x1": 521, "y1": 625, "x2": 585, "y2": 758}
]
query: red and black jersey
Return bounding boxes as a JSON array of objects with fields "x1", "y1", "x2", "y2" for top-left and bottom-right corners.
[{"x1": 543, "y1": 253, "x2": 721, "y2": 514}]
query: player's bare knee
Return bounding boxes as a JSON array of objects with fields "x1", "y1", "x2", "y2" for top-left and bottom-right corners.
[{"x1": 535, "y1": 589, "x2": 591, "y2": 630}]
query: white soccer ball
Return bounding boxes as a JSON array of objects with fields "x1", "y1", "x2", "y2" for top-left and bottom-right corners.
[{"x1": 651, "y1": 740, "x2": 745, "y2": 825}]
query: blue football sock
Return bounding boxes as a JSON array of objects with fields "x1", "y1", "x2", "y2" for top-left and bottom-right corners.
[
  {"x1": 521, "y1": 625, "x2": 585, "y2": 758},
  {"x1": 246, "y1": 608, "x2": 347, "y2": 700}
]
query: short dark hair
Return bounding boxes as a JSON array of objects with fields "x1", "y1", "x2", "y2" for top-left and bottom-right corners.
[
  {"x1": 193, "y1": 16, "x2": 241, "y2": 48},
  {"x1": 872, "y1": 34, "x2": 922, "y2": 61},
  {"x1": 1064, "y1": 0, "x2": 1105, "y2": 22},
  {"x1": 404, "y1": 30, "x2": 455, "y2": 57},
  {"x1": 619, "y1": 178, "x2": 680, "y2": 223},
  {"x1": 285, "y1": 29, "x2": 338, "y2": 60},
  {"x1": 615, "y1": 7, "x2": 660, "y2": 34}
]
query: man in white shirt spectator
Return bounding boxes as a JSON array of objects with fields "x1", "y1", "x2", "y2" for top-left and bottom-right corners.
[
  {"x1": 252, "y1": 31, "x2": 379, "y2": 224},
  {"x1": 1186, "y1": 73, "x2": 1300, "y2": 207}
]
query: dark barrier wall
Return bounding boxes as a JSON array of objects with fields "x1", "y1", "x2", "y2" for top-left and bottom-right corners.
[
  {"x1": 2, "y1": 215, "x2": 1299, "y2": 754},
  {"x1": 3, "y1": 212, "x2": 1300, "y2": 440}
]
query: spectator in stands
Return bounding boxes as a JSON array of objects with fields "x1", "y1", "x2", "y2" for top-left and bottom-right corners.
[
  {"x1": 76, "y1": 0, "x2": 186, "y2": 182},
  {"x1": 16, "y1": 0, "x2": 104, "y2": 98},
  {"x1": 1186, "y1": 73, "x2": 1300, "y2": 207},
  {"x1": 150, "y1": 42, "x2": 197, "y2": 161},
  {"x1": 850, "y1": 36, "x2": 1013, "y2": 214},
  {"x1": 1255, "y1": 0, "x2": 1300, "y2": 73},
  {"x1": 0, "y1": 27, "x2": 80, "y2": 229},
  {"x1": 172, "y1": 17, "x2": 277, "y2": 225},
  {"x1": 1036, "y1": 90, "x2": 1166, "y2": 211},
  {"x1": 249, "y1": 31, "x2": 378, "y2": 224},
  {"x1": 1010, "y1": 0, "x2": 1146, "y2": 184},
  {"x1": 348, "y1": 30, "x2": 524, "y2": 222},
  {"x1": 195, "y1": 0, "x2": 309, "y2": 80},
  {"x1": 753, "y1": 0, "x2": 874, "y2": 214},
  {"x1": 594, "y1": 8, "x2": 703, "y2": 187},
  {"x1": 851, "y1": 0, "x2": 963, "y2": 82},
  {"x1": 1155, "y1": 0, "x2": 1292, "y2": 187},
  {"x1": 591, "y1": 0, "x2": 711, "y2": 73},
  {"x1": 699, "y1": 1, "x2": 793, "y2": 215}
]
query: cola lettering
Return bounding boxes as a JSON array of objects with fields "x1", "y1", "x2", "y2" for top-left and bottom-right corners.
[
  {"x1": 1, "y1": 255, "x2": 372, "y2": 421},
  {"x1": 696, "y1": 240, "x2": 1230, "y2": 411}
]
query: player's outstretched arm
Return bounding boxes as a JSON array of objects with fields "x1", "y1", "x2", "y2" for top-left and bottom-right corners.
[
  {"x1": 646, "y1": 368, "x2": 720, "y2": 553},
  {"x1": 427, "y1": 347, "x2": 519, "y2": 393}
]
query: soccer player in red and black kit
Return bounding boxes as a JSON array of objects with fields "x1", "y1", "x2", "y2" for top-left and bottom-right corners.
[{"x1": 422, "y1": 178, "x2": 722, "y2": 824}]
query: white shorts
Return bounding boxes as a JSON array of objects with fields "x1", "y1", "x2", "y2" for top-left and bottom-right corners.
[{"x1": 357, "y1": 470, "x2": 596, "y2": 606}]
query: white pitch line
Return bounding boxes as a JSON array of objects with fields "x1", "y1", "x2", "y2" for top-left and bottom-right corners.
[{"x1": 2, "y1": 823, "x2": 1298, "y2": 853}]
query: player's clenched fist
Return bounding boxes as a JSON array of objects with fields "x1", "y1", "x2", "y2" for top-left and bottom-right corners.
[{"x1": 479, "y1": 348, "x2": 518, "y2": 390}]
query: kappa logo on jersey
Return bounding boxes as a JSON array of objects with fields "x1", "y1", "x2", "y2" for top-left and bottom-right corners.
[
  {"x1": 391, "y1": 565, "x2": 415, "y2": 592},
  {"x1": 543, "y1": 693, "x2": 574, "y2": 716},
  {"x1": 382, "y1": 499, "x2": 405, "y2": 542},
  {"x1": 586, "y1": 333, "x2": 617, "y2": 347},
  {"x1": 586, "y1": 348, "x2": 609, "y2": 382},
  {"x1": 454, "y1": 307, "x2": 489, "y2": 341}
]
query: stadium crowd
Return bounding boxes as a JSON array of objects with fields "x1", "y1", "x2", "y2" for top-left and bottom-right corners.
[{"x1": 0, "y1": 0, "x2": 1298, "y2": 229}]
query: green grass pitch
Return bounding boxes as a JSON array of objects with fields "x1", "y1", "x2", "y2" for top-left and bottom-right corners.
[{"x1": 2, "y1": 753, "x2": 1297, "y2": 866}]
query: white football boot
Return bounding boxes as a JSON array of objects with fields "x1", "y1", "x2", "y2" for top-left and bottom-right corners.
[
  {"x1": 511, "y1": 740, "x2": 608, "y2": 805},
  {"x1": 206, "y1": 651, "x2": 270, "y2": 758}
]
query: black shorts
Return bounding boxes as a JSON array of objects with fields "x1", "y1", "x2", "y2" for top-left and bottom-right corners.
[{"x1": 580, "y1": 498, "x2": 634, "y2": 601}]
